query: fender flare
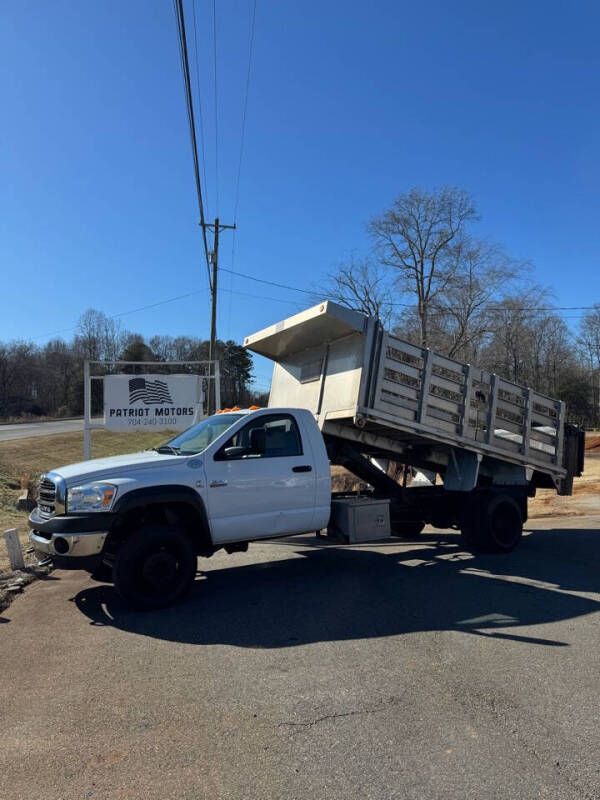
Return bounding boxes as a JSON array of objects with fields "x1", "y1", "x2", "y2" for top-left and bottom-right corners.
[{"x1": 111, "y1": 485, "x2": 213, "y2": 551}]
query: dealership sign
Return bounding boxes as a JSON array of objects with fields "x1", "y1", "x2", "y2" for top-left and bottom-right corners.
[{"x1": 103, "y1": 374, "x2": 204, "y2": 431}]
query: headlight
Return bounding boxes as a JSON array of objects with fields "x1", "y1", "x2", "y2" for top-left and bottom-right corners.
[{"x1": 67, "y1": 483, "x2": 117, "y2": 513}]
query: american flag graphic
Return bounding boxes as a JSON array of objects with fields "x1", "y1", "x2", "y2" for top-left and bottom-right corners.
[{"x1": 128, "y1": 378, "x2": 173, "y2": 405}]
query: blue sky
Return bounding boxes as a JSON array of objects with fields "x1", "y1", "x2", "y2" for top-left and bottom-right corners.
[{"x1": 2, "y1": 0, "x2": 599, "y2": 389}]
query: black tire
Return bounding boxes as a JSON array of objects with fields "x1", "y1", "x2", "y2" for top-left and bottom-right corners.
[
  {"x1": 430, "y1": 512, "x2": 456, "y2": 530},
  {"x1": 90, "y1": 562, "x2": 114, "y2": 583},
  {"x1": 391, "y1": 521, "x2": 425, "y2": 538},
  {"x1": 461, "y1": 492, "x2": 523, "y2": 553},
  {"x1": 113, "y1": 524, "x2": 197, "y2": 610}
]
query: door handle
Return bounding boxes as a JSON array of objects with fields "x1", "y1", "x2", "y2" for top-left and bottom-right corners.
[
  {"x1": 210, "y1": 480, "x2": 228, "y2": 487},
  {"x1": 292, "y1": 465, "x2": 312, "y2": 473}
]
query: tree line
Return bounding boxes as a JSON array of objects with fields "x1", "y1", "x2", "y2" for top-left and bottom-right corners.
[
  {"x1": 3, "y1": 186, "x2": 598, "y2": 427},
  {"x1": 322, "y1": 186, "x2": 598, "y2": 427},
  {"x1": 0, "y1": 309, "x2": 259, "y2": 420}
]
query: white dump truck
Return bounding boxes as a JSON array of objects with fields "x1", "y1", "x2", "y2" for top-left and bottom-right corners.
[{"x1": 30, "y1": 301, "x2": 584, "y2": 608}]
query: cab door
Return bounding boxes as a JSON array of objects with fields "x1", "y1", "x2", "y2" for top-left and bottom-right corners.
[{"x1": 205, "y1": 413, "x2": 316, "y2": 544}]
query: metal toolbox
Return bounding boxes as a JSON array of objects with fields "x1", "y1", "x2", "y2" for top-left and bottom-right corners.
[{"x1": 329, "y1": 497, "x2": 390, "y2": 543}]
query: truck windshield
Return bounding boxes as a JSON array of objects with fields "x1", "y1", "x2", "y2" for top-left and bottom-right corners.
[{"x1": 159, "y1": 414, "x2": 245, "y2": 456}]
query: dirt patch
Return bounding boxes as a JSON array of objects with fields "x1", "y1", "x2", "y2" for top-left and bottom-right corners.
[{"x1": 527, "y1": 452, "x2": 600, "y2": 519}]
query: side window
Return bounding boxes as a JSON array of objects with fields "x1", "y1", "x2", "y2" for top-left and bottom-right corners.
[{"x1": 215, "y1": 414, "x2": 303, "y2": 460}]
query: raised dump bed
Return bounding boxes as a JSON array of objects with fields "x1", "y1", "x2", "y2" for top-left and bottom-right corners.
[{"x1": 244, "y1": 301, "x2": 584, "y2": 495}]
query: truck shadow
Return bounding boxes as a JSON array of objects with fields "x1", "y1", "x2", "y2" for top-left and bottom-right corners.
[{"x1": 73, "y1": 526, "x2": 600, "y2": 649}]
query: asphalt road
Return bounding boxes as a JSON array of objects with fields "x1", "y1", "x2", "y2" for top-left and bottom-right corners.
[
  {"x1": 0, "y1": 419, "x2": 86, "y2": 441},
  {"x1": 0, "y1": 419, "x2": 107, "y2": 441},
  {"x1": 2, "y1": 517, "x2": 600, "y2": 800}
]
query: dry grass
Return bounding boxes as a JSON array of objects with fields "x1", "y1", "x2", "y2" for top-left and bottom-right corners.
[{"x1": 0, "y1": 429, "x2": 172, "y2": 571}]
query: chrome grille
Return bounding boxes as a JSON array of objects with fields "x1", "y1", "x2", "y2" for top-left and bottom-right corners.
[{"x1": 38, "y1": 476, "x2": 56, "y2": 518}]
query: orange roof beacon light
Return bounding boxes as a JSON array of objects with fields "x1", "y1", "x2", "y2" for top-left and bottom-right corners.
[{"x1": 217, "y1": 405, "x2": 260, "y2": 414}]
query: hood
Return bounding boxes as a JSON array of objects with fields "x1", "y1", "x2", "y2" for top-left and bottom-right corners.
[{"x1": 51, "y1": 450, "x2": 187, "y2": 484}]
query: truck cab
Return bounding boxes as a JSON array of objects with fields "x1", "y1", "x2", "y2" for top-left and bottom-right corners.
[{"x1": 29, "y1": 407, "x2": 331, "y2": 609}]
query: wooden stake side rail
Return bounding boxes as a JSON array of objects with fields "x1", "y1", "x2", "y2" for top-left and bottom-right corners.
[{"x1": 371, "y1": 332, "x2": 564, "y2": 474}]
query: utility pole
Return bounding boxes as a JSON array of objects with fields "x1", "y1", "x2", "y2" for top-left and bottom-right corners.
[{"x1": 204, "y1": 217, "x2": 235, "y2": 414}]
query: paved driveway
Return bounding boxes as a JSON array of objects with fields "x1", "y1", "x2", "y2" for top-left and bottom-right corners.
[{"x1": 2, "y1": 517, "x2": 600, "y2": 799}]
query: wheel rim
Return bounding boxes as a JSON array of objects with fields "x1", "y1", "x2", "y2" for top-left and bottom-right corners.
[
  {"x1": 491, "y1": 502, "x2": 521, "y2": 548},
  {"x1": 140, "y1": 548, "x2": 180, "y2": 593}
]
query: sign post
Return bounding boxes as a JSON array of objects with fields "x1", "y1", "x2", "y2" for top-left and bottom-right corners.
[
  {"x1": 84, "y1": 360, "x2": 92, "y2": 459},
  {"x1": 83, "y1": 360, "x2": 219, "y2": 460}
]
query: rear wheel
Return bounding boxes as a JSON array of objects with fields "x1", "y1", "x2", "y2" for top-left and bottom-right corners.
[
  {"x1": 461, "y1": 492, "x2": 523, "y2": 553},
  {"x1": 114, "y1": 524, "x2": 197, "y2": 610},
  {"x1": 391, "y1": 521, "x2": 425, "y2": 538}
]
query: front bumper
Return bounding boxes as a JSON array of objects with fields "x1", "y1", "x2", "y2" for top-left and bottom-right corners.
[{"x1": 29, "y1": 508, "x2": 114, "y2": 570}]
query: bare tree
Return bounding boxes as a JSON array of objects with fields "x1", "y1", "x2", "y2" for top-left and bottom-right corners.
[
  {"x1": 74, "y1": 309, "x2": 125, "y2": 362},
  {"x1": 577, "y1": 306, "x2": 600, "y2": 413},
  {"x1": 149, "y1": 335, "x2": 177, "y2": 362},
  {"x1": 480, "y1": 291, "x2": 542, "y2": 383},
  {"x1": 370, "y1": 186, "x2": 477, "y2": 347},
  {"x1": 435, "y1": 239, "x2": 529, "y2": 360},
  {"x1": 579, "y1": 306, "x2": 600, "y2": 367},
  {"x1": 101, "y1": 316, "x2": 125, "y2": 362},
  {"x1": 74, "y1": 309, "x2": 105, "y2": 360},
  {"x1": 0, "y1": 342, "x2": 39, "y2": 416},
  {"x1": 319, "y1": 256, "x2": 395, "y2": 326},
  {"x1": 38, "y1": 339, "x2": 77, "y2": 413},
  {"x1": 539, "y1": 315, "x2": 572, "y2": 397}
]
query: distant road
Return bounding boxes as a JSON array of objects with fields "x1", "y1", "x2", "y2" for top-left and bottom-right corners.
[{"x1": 0, "y1": 418, "x2": 92, "y2": 442}]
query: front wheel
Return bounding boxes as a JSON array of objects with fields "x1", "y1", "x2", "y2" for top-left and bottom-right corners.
[
  {"x1": 90, "y1": 561, "x2": 114, "y2": 583},
  {"x1": 114, "y1": 524, "x2": 197, "y2": 610}
]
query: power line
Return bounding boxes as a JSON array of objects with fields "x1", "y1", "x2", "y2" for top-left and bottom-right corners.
[
  {"x1": 174, "y1": 0, "x2": 234, "y2": 409},
  {"x1": 23, "y1": 279, "x2": 595, "y2": 348},
  {"x1": 217, "y1": 267, "x2": 600, "y2": 314},
  {"x1": 218, "y1": 286, "x2": 304, "y2": 307},
  {"x1": 30, "y1": 288, "x2": 209, "y2": 342},
  {"x1": 226, "y1": 0, "x2": 258, "y2": 338},
  {"x1": 212, "y1": 0, "x2": 219, "y2": 214},
  {"x1": 233, "y1": 0, "x2": 257, "y2": 223},
  {"x1": 219, "y1": 266, "x2": 316, "y2": 296},
  {"x1": 191, "y1": 0, "x2": 209, "y2": 214},
  {"x1": 173, "y1": 0, "x2": 211, "y2": 283},
  {"x1": 216, "y1": 283, "x2": 592, "y2": 318}
]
